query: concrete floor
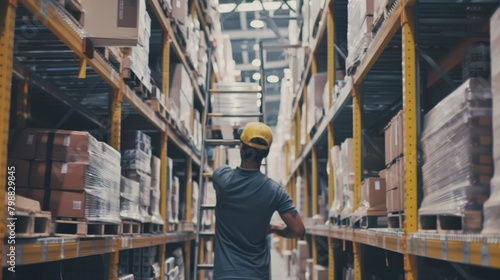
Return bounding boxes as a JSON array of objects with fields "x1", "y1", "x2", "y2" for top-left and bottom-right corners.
[{"x1": 270, "y1": 239, "x2": 297, "y2": 280}]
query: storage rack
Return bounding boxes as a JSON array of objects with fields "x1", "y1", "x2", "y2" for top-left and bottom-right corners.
[
  {"x1": 281, "y1": 0, "x2": 500, "y2": 279},
  {"x1": 0, "y1": 0, "x2": 216, "y2": 279}
]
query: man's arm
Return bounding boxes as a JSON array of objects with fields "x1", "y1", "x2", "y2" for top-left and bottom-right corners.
[{"x1": 269, "y1": 210, "x2": 305, "y2": 238}]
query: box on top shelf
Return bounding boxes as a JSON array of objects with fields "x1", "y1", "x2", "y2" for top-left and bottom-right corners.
[{"x1": 80, "y1": 0, "x2": 145, "y2": 46}]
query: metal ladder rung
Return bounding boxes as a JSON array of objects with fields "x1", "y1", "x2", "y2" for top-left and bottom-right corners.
[
  {"x1": 200, "y1": 231, "x2": 215, "y2": 237},
  {"x1": 197, "y1": 264, "x2": 214, "y2": 270},
  {"x1": 203, "y1": 172, "x2": 213, "y2": 178},
  {"x1": 202, "y1": 204, "x2": 216, "y2": 210},
  {"x1": 205, "y1": 139, "x2": 240, "y2": 146},
  {"x1": 208, "y1": 113, "x2": 263, "y2": 118},
  {"x1": 209, "y1": 89, "x2": 262, "y2": 94}
]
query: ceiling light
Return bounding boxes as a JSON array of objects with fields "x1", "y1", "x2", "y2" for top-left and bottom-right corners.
[
  {"x1": 253, "y1": 44, "x2": 260, "y2": 51},
  {"x1": 257, "y1": 93, "x2": 262, "y2": 99},
  {"x1": 218, "y1": 1, "x2": 297, "y2": 13},
  {"x1": 267, "y1": 75, "x2": 280, "y2": 83},
  {"x1": 250, "y1": 19, "x2": 265, "y2": 29},
  {"x1": 252, "y1": 59, "x2": 261, "y2": 67},
  {"x1": 218, "y1": 3, "x2": 237, "y2": 13},
  {"x1": 257, "y1": 100, "x2": 262, "y2": 107},
  {"x1": 252, "y1": 73, "x2": 261, "y2": 80}
]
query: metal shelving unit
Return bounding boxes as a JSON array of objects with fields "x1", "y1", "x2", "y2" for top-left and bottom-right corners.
[
  {"x1": 0, "y1": 0, "x2": 214, "y2": 279},
  {"x1": 282, "y1": 0, "x2": 500, "y2": 279}
]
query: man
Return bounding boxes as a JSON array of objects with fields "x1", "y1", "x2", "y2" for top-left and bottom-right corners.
[{"x1": 212, "y1": 122, "x2": 305, "y2": 280}]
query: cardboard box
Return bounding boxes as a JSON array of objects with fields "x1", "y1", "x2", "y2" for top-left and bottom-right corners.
[
  {"x1": 313, "y1": 265, "x2": 328, "y2": 280},
  {"x1": 21, "y1": 188, "x2": 86, "y2": 217},
  {"x1": 386, "y1": 187, "x2": 404, "y2": 213},
  {"x1": 171, "y1": 0, "x2": 188, "y2": 25},
  {"x1": 80, "y1": 0, "x2": 143, "y2": 46},
  {"x1": 9, "y1": 129, "x2": 47, "y2": 160},
  {"x1": 384, "y1": 111, "x2": 404, "y2": 165},
  {"x1": 30, "y1": 161, "x2": 89, "y2": 191},
  {"x1": 361, "y1": 177, "x2": 386, "y2": 208},
  {"x1": 35, "y1": 130, "x2": 95, "y2": 162},
  {"x1": 297, "y1": 240, "x2": 309, "y2": 259},
  {"x1": 7, "y1": 159, "x2": 30, "y2": 188}
]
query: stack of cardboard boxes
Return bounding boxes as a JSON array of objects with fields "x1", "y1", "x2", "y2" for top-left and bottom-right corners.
[
  {"x1": 419, "y1": 78, "x2": 492, "y2": 233},
  {"x1": 121, "y1": 131, "x2": 153, "y2": 222},
  {"x1": 164, "y1": 248, "x2": 185, "y2": 279},
  {"x1": 170, "y1": 64, "x2": 195, "y2": 137},
  {"x1": 10, "y1": 129, "x2": 121, "y2": 223},
  {"x1": 483, "y1": 8, "x2": 500, "y2": 234},
  {"x1": 384, "y1": 111, "x2": 405, "y2": 214},
  {"x1": 346, "y1": 0, "x2": 374, "y2": 70}
]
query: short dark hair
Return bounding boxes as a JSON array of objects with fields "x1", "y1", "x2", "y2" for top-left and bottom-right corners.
[{"x1": 240, "y1": 140, "x2": 269, "y2": 163}]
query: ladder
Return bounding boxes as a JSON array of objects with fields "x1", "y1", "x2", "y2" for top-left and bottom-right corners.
[{"x1": 193, "y1": 49, "x2": 267, "y2": 280}]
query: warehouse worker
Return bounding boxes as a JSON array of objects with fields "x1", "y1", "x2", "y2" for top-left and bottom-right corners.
[{"x1": 212, "y1": 122, "x2": 305, "y2": 280}]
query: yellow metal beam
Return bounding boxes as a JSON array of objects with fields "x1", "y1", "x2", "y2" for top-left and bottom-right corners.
[
  {"x1": 352, "y1": 85, "x2": 362, "y2": 209},
  {"x1": 0, "y1": 1, "x2": 17, "y2": 278},
  {"x1": 78, "y1": 58, "x2": 86, "y2": 79},
  {"x1": 159, "y1": 132, "x2": 168, "y2": 280},
  {"x1": 328, "y1": 238, "x2": 335, "y2": 280},
  {"x1": 303, "y1": 163, "x2": 309, "y2": 218},
  {"x1": 110, "y1": 78, "x2": 123, "y2": 150},
  {"x1": 353, "y1": 242, "x2": 362, "y2": 280},
  {"x1": 16, "y1": 76, "x2": 29, "y2": 128},
  {"x1": 402, "y1": 1, "x2": 418, "y2": 280},
  {"x1": 312, "y1": 235, "x2": 318, "y2": 265},
  {"x1": 304, "y1": 86, "x2": 310, "y2": 143}
]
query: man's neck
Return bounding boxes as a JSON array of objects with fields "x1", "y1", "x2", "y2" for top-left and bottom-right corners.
[{"x1": 240, "y1": 161, "x2": 260, "y2": 170}]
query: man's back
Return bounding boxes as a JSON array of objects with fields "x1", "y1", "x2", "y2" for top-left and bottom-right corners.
[{"x1": 212, "y1": 166, "x2": 295, "y2": 280}]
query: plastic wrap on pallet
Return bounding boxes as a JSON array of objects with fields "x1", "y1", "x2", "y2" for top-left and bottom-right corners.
[
  {"x1": 122, "y1": 149, "x2": 152, "y2": 175},
  {"x1": 149, "y1": 156, "x2": 164, "y2": 225},
  {"x1": 120, "y1": 176, "x2": 142, "y2": 222},
  {"x1": 483, "y1": 9, "x2": 500, "y2": 234},
  {"x1": 122, "y1": 130, "x2": 152, "y2": 156},
  {"x1": 419, "y1": 78, "x2": 492, "y2": 218},
  {"x1": 346, "y1": 0, "x2": 373, "y2": 70},
  {"x1": 169, "y1": 176, "x2": 180, "y2": 225},
  {"x1": 191, "y1": 181, "x2": 199, "y2": 225},
  {"x1": 83, "y1": 140, "x2": 121, "y2": 223},
  {"x1": 173, "y1": 248, "x2": 185, "y2": 280},
  {"x1": 329, "y1": 146, "x2": 345, "y2": 219},
  {"x1": 340, "y1": 139, "x2": 355, "y2": 220}
]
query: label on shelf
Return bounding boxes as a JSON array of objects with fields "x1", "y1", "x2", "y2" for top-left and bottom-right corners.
[
  {"x1": 481, "y1": 244, "x2": 489, "y2": 266},
  {"x1": 61, "y1": 163, "x2": 68, "y2": 174},
  {"x1": 441, "y1": 240, "x2": 448, "y2": 260},
  {"x1": 464, "y1": 242, "x2": 470, "y2": 264}
]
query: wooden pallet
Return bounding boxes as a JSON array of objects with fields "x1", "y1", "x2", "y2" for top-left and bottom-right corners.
[
  {"x1": 53, "y1": 218, "x2": 121, "y2": 237},
  {"x1": 146, "y1": 98, "x2": 170, "y2": 123},
  {"x1": 121, "y1": 220, "x2": 141, "y2": 235},
  {"x1": 419, "y1": 210, "x2": 483, "y2": 234},
  {"x1": 9, "y1": 209, "x2": 51, "y2": 238},
  {"x1": 142, "y1": 222, "x2": 164, "y2": 234},
  {"x1": 178, "y1": 221, "x2": 195, "y2": 232},
  {"x1": 122, "y1": 68, "x2": 152, "y2": 100},
  {"x1": 329, "y1": 215, "x2": 341, "y2": 226},
  {"x1": 388, "y1": 212, "x2": 405, "y2": 229},
  {"x1": 356, "y1": 212, "x2": 389, "y2": 229},
  {"x1": 57, "y1": 0, "x2": 85, "y2": 26},
  {"x1": 373, "y1": 0, "x2": 399, "y2": 35}
]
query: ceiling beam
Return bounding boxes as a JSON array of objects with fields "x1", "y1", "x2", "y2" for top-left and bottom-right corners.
[
  {"x1": 236, "y1": 60, "x2": 289, "y2": 71},
  {"x1": 224, "y1": 28, "x2": 288, "y2": 40}
]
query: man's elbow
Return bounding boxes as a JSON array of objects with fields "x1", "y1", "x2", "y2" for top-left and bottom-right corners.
[{"x1": 291, "y1": 224, "x2": 305, "y2": 238}]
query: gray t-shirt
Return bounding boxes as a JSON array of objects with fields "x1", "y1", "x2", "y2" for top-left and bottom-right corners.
[{"x1": 212, "y1": 165, "x2": 296, "y2": 280}]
